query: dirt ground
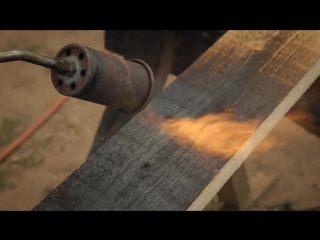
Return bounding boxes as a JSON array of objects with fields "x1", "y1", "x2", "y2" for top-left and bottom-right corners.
[{"x1": 0, "y1": 30, "x2": 319, "y2": 211}]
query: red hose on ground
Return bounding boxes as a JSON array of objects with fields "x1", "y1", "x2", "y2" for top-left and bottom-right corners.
[{"x1": 0, "y1": 96, "x2": 68, "y2": 162}]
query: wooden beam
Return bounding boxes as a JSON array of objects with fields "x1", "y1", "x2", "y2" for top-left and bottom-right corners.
[{"x1": 33, "y1": 30, "x2": 320, "y2": 211}]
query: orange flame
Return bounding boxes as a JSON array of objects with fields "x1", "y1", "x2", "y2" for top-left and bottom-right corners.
[
  {"x1": 160, "y1": 113, "x2": 260, "y2": 159},
  {"x1": 139, "y1": 105, "x2": 316, "y2": 160}
]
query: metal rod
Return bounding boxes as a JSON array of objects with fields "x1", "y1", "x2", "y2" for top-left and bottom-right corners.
[
  {"x1": 0, "y1": 50, "x2": 76, "y2": 76},
  {"x1": 0, "y1": 50, "x2": 61, "y2": 69}
]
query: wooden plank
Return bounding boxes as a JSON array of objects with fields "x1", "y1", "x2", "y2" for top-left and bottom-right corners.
[{"x1": 33, "y1": 30, "x2": 320, "y2": 211}]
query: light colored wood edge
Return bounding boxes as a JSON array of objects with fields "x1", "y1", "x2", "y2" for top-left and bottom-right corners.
[{"x1": 187, "y1": 58, "x2": 320, "y2": 211}]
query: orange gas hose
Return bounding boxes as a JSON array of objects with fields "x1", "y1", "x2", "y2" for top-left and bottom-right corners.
[{"x1": 0, "y1": 96, "x2": 68, "y2": 162}]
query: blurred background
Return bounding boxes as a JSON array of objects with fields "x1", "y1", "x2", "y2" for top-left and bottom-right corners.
[{"x1": 0, "y1": 30, "x2": 319, "y2": 210}]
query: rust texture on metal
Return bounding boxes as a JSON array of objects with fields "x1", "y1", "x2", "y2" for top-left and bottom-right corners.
[{"x1": 51, "y1": 43, "x2": 155, "y2": 114}]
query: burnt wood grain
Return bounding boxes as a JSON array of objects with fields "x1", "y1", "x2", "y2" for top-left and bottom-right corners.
[{"x1": 34, "y1": 31, "x2": 320, "y2": 211}]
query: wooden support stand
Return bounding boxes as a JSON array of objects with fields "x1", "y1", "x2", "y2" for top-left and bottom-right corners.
[{"x1": 204, "y1": 164, "x2": 277, "y2": 211}]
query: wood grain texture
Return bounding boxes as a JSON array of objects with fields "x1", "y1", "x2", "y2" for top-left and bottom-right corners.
[{"x1": 33, "y1": 30, "x2": 320, "y2": 211}]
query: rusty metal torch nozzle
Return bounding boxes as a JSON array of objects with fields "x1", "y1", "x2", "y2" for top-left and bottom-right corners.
[
  {"x1": 0, "y1": 50, "x2": 76, "y2": 76},
  {"x1": 0, "y1": 44, "x2": 155, "y2": 115},
  {"x1": 51, "y1": 43, "x2": 155, "y2": 114}
]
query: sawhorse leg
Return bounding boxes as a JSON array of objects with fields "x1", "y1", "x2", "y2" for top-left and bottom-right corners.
[{"x1": 204, "y1": 164, "x2": 276, "y2": 211}]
